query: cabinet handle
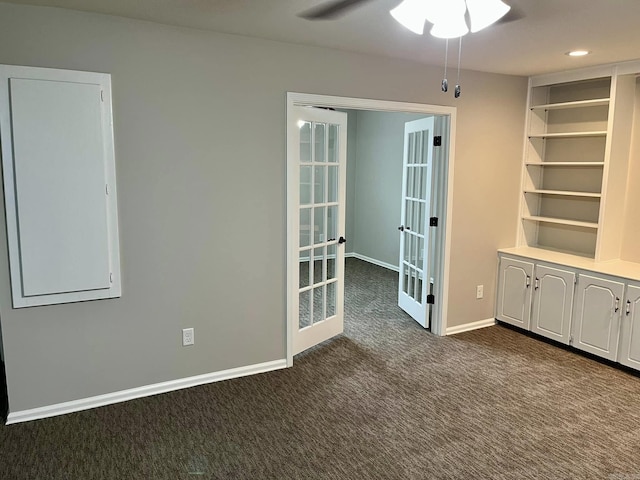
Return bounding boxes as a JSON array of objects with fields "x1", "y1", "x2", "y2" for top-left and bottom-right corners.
[
  {"x1": 534, "y1": 277, "x2": 539, "y2": 290},
  {"x1": 525, "y1": 275, "x2": 531, "y2": 288},
  {"x1": 626, "y1": 300, "x2": 631, "y2": 316},
  {"x1": 615, "y1": 297, "x2": 620, "y2": 313}
]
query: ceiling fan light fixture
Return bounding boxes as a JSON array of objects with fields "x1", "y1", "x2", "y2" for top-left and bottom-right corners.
[
  {"x1": 390, "y1": 0, "x2": 509, "y2": 38},
  {"x1": 421, "y1": 0, "x2": 456, "y2": 25},
  {"x1": 465, "y1": 0, "x2": 511, "y2": 33},
  {"x1": 428, "y1": 0, "x2": 469, "y2": 38},
  {"x1": 430, "y1": 15, "x2": 469, "y2": 39},
  {"x1": 389, "y1": 0, "x2": 429, "y2": 35}
]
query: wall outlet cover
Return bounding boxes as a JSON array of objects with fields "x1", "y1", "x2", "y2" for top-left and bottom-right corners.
[{"x1": 182, "y1": 328, "x2": 194, "y2": 346}]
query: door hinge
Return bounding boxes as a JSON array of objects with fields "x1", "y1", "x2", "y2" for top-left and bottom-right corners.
[
  {"x1": 568, "y1": 335, "x2": 573, "y2": 345},
  {"x1": 433, "y1": 136, "x2": 442, "y2": 147},
  {"x1": 426, "y1": 294, "x2": 435, "y2": 305},
  {"x1": 101, "y1": 90, "x2": 104, "y2": 102},
  {"x1": 430, "y1": 217, "x2": 438, "y2": 227},
  {"x1": 109, "y1": 272, "x2": 113, "y2": 284},
  {"x1": 105, "y1": 184, "x2": 110, "y2": 195}
]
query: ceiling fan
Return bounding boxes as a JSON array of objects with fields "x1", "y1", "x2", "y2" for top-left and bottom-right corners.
[
  {"x1": 299, "y1": 0, "x2": 376, "y2": 20},
  {"x1": 299, "y1": 0, "x2": 523, "y2": 98},
  {"x1": 300, "y1": 0, "x2": 523, "y2": 38}
]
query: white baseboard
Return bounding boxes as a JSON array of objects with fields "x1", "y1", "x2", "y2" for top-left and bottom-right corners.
[
  {"x1": 6, "y1": 358, "x2": 287, "y2": 425},
  {"x1": 346, "y1": 252, "x2": 399, "y2": 272},
  {"x1": 446, "y1": 318, "x2": 496, "y2": 335}
]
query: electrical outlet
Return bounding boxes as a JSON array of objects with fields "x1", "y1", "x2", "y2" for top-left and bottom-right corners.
[
  {"x1": 476, "y1": 285, "x2": 484, "y2": 299},
  {"x1": 182, "y1": 328, "x2": 194, "y2": 346}
]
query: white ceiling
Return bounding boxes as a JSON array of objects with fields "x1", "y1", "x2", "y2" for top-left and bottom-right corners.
[{"x1": 5, "y1": 0, "x2": 640, "y2": 77}]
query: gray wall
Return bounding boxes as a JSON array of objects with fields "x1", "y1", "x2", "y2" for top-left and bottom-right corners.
[
  {"x1": 0, "y1": 3, "x2": 527, "y2": 413},
  {"x1": 351, "y1": 110, "x2": 427, "y2": 267}
]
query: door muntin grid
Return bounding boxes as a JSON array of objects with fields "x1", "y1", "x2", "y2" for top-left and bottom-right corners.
[
  {"x1": 400, "y1": 129, "x2": 431, "y2": 305},
  {"x1": 299, "y1": 121, "x2": 340, "y2": 331}
]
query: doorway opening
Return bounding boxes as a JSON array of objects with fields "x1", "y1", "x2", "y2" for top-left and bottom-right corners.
[{"x1": 286, "y1": 93, "x2": 456, "y2": 365}]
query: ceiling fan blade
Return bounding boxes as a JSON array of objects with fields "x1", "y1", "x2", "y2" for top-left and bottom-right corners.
[
  {"x1": 496, "y1": 3, "x2": 525, "y2": 24},
  {"x1": 298, "y1": 0, "x2": 375, "y2": 20}
]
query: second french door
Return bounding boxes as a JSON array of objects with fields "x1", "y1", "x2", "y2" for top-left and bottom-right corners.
[{"x1": 398, "y1": 117, "x2": 434, "y2": 328}]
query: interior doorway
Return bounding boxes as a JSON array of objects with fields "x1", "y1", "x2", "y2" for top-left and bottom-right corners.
[{"x1": 286, "y1": 93, "x2": 456, "y2": 366}]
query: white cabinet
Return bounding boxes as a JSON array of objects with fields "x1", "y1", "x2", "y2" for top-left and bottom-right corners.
[
  {"x1": 618, "y1": 284, "x2": 640, "y2": 369},
  {"x1": 496, "y1": 257, "x2": 533, "y2": 329},
  {"x1": 497, "y1": 253, "x2": 632, "y2": 358},
  {"x1": 571, "y1": 273, "x2": 624, "y2": 361},
  {"x1": 0, "y1": 65, "x2": 121, "y2": 307},
  {"x1": 497, "y1": 256, "x2": 575, "y2": 344},
  {"x1": 530, "y1": 264, "x2": 575, "y2": 344}
]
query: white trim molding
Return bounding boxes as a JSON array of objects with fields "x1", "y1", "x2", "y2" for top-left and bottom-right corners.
[
  {"x1": 346, "y1": 252, "x2": 399, "y2": 272},
  {"x1": 446, "y1": 318, "x2": 496, "y2": 335},
  {"x1": 6, "y1": 359, "x2": 287, "y2": 424}
]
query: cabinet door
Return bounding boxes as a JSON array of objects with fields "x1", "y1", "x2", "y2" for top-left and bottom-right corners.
[
  {"x1": 530, "y1": 264, "x2": 575, "y2": 344},
  {"x1": 496, "y1": 256, "x2": 534, "y2": 329},
  {"x1": 618, "y1": 284, "x2": 640, "y2": 370},
  {"x1": 572, "y1": 274, "x2": 624, "y2": 361}
]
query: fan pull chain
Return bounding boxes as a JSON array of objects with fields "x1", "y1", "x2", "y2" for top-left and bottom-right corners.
[
  {"x1": 455, "y1": 36, "x2": 462, "y2": 98},
  {"x1": 441, "y1": 39, "x2": 449, "y2": 92}
]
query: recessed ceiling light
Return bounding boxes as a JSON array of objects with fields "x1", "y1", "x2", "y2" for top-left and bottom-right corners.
[{"x1": 566, "y1": 50, "x2": 590, "y2": 57}]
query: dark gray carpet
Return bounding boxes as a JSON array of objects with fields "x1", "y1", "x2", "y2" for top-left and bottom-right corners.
[{"x1": 1, "y1": 257, "x2": 640, "y2": 479}]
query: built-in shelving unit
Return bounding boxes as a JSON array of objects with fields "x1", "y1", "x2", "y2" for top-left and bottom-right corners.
[
  {"x1": 518, "y1": 73, "x2": 636, "y2": 259},
  {"x1": 498, "y1": 60, "x2": 640, "y2": 372}
]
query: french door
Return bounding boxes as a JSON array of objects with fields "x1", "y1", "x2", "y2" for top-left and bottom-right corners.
[
  {"x1": 398, "y1": 117, "x2": 434, "y2": 328},
  {"x1": 288, "y1": 106, "x2": 347, "y2": 355}
]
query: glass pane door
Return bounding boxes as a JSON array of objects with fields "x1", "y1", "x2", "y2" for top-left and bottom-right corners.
[
  {"x1": 291, "y1": 107, "x2": 347, "y2": 355},
  {"x1": 398, "y1": 118, "x2": 434, "y2": 327}
]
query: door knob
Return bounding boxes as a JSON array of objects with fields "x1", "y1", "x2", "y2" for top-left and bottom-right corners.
[{"x1": 338, "y1": 236, "x2": 346, "y2": 245}]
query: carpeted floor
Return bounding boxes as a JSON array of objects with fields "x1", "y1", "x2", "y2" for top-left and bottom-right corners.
[{"x1": 1, "y1": 257, "x2": 640, "y2": 479}]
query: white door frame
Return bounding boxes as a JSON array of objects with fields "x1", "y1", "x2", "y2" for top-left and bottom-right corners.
[{"x1": 286, "y1": 92, "x2": 457, "y2": 367}]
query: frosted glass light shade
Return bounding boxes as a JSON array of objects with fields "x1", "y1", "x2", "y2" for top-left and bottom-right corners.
[
  {"x1": 429, "y1": 0, "x2": 469, "y2": 39},
  {"x1": 422, "y1": 0, "x2": 446, "y2": 25},
  {"x1": 430, "y1": 15, "x2": 469, "y2": 39},
  {"x1": 465, "y1": 0, "x2": 511, "y2": 33},
  {"x1": 390, "y1": 0, "x2": 429, "y2": 35},
  {"x1": 390, "y1": 0, "x2": 509, "y2": 38}
]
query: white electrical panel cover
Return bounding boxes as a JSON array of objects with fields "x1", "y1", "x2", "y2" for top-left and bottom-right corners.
[{"x1": 0, "y1": 65, "x2": 121, "y2": 307}]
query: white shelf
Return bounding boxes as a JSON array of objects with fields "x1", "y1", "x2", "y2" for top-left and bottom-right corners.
[
  {"x1": 530, "y1": 98, "x2": 610, "y2": 111},
  {"x1": 529, "y1": 131, "x2": 607, "y2": 139},
  {"x1": 525, "y1": 162, "x2": 605, "y2": 167},
  {"x1": 524, "y1": 189, "x2": 601, "y2": 198},
  {"x1": 522, "y1": 216, "x2": 598, "y2": 229}
]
